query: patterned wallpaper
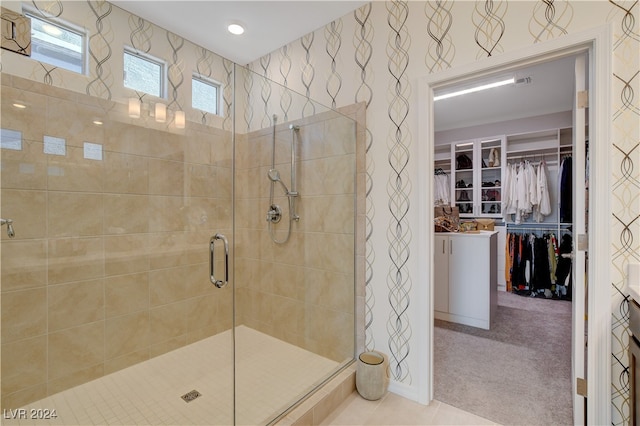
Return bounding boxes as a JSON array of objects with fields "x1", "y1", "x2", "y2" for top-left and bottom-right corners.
[
  {"x1": 248, "y1": 1, "x2": 638, "y2": 422},
  {"x1": 1, "y1": 1, "x2": 638, "y2": 423}
]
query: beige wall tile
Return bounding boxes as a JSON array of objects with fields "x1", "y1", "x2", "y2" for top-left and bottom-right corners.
[
  {"x1": 149, "y1": 266, "x2": 188, "y2": 306},
  {"x1": 1, "y1": 240, "x2": 47, "y2": 292},
  {"x1": 105, "y1": 272, "x2": 149, "y2": 318},
  {"x1": 1, "y1": 87, "x2": 47, "y2": 144},
  {"x1": 48, "y1": 280, "x2": 105, "y2": 332},
  {"x1": 186, "y1": 294, "x2": 217, "y2": 332},
  {"x1": 0, "y1": 139, "x2": 48, "y2": 191},
  {"x1": 1, "y1": 336, "x2": 47, "y2": 397},
  {"x1": 103, "y1": 194, "x2": 149, "y2": 235},
  {"x1": 47, "y1": 144, "x2": 104, "y2": 193},
  {"x1": 305, "y1": 233, "x2": 353, "y2": 274},
  {"x1": 149, "y1": 302, "x2": 187, "y2": 345},
  {"x1": 48, "y1": 322, "x2": 104, "y2": 381},
  {"x1": 184, "y1": 262, "x2": 214, "y2": 299},
  {"x1": 148, "y1": 130, "x2": 184, "y2": 162},
  {"x1": 323, "y1": 117, "x2": 356, "y2": 157},
  {"x1": 105, "y1": 311, "x2": 150, "y2": 360},
  {"x1": 104, "y1": 348, "x2": 149, "y2": 375},
  {"x1": 47, "y1": 364, "x2": 103, "y2": 396},
  {"x1": 148, "y1": 158, "x2": 184, "y2": 196},
  {"x1": 48, "y1": 192, "x2": 103, "y2": 237},
  {"x1": 188, "y1": 163, "x2": 217, "y2": 198},
  {"x1": 0, "y1": 189, "x2": 46, "y2": 240},
  {"x1": 271, "y1": 264, "x2": 305, "y2": 300},
  {"x1": 148, "y1": 196, "x2": 188, "y2": 232},
  {"x1": 1, "y1": 383, "x2": 47, "y2": 411},
  {"x1": 148, "y1": 232, "x2": 190, "y2": 269},
  {"x1": 184, "y1": 132, "x2": 212, "y2": 165},
  {"x1": 47, "y1": 237, "x2": 103, "y2": 285},
  {"x1": 1, "y1": 288, "x2": 47, "y2": 343},
  {"x1": 104, "y1": 234, "x2": 150, "y2": 276},
  {"x1": 46, "y1": 97, "x2": 105, "y2": 147},
  {"x1": 305, "y1": 269, "x2": 354, "y2": 313},
  {"x1": 105, "y1": 122, "x2": 150, "y2": 157},
  {"x1": 271, "y1": 295, "x2": 305, "y2": 336},
  {"x1": 103, "y1": 151, "x2": 149, "y2": 194},
  {"x1": 149, "y1": 335, "x2": 187, "y2": 358}
]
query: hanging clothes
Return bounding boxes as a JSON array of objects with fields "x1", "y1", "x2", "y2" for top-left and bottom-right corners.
[
  {"x1": 534, "y1": 161, "x2": 552, "y2": 222},
  {"x1": 559, "y1": 156, "x2": 573, "y2": 223},
  {"x1": 555, "y1": 233, "x2": 573, "y2": 299},
  {"x1": 505, "y1": 231, "x2": 570, "y2": 300},
  {"x1": 503, "y1": 161, "x2": 552, "y2": 224},
  {"x1": 434, "y1": 170, "x2": 450, "y2": 206}
]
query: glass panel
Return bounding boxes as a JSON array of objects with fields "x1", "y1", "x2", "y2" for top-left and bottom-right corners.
[
  {"x1": 28, "y1": 14, "x2": 84, "y2": 74},
  {"x1": 454, "y1": 142, "x2": 474, "y2": 215},
  {"x1": 0, "y1": 64, "x2": 355, "y2": 426},
  {"x1": 480, "y1": 138, "x2": 502, "y2": 215},
  {"x1": 124, "y1": 50, "x2": 163, "y2": 97},
  {"x1": 0, "y1": 73, "x2": 234, "y2": 424},
  {"x1": 192, "y1": 77, "x2": 219, "y2": 114},
  {"x1": 233, "y1": 64, "x2": 356, "y2": 424}
]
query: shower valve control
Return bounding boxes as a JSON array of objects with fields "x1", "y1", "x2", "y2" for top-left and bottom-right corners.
[{"x1": 266, "y1": 204, "x2": 282, "y2": 223}]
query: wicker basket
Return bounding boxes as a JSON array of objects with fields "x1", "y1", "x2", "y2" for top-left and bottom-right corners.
[{"x1": 475, "y1": 218, "x2": 495, "y2": 231}]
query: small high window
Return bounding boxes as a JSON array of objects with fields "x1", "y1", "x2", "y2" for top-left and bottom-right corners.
[
  {"x1": 124, "y1": 49, "x2": 165, "y2": 98},
  {"x1": 192, "y1": 75, "x2": 220, "y2": 115},
  {"x1": 25, "y1": 12, "x2": 86, "y2": 74}
]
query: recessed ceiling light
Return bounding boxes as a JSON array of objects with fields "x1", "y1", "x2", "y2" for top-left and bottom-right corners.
[
  {"x1": 12, "y1": 102, "x2": 26, "y2": 109},
  {"x1": 228, "y1": 23, "x2": 245, "y2": 35}
]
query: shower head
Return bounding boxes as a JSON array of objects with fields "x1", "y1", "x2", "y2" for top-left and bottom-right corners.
[
  {"x1": 267, "y1": 169, "x2": 290, "y2": 194},
  {"x1": 268, "y1": 168, "x2": 281, "y2": 182}
]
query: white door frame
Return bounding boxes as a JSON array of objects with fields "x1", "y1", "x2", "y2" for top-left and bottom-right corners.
[{"x1": 416, "y1": 24, "x2": 611, "y2": 424}]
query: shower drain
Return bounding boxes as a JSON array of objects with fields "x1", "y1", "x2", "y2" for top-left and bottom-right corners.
[{"x1": 181, "y1": 390, "x2": 202, "y2": 403}]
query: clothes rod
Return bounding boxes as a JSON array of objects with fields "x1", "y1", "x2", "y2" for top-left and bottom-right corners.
[
  {"x1": 506, "y1": 152, "x2": 556, "y2": 160},
  {"x1": 506, "y1": 225, "x2": 571, "y2": 232}
]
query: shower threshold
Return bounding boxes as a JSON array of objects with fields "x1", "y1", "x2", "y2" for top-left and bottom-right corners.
[{"x1": 4, "y1": 326, "x2": 339, "y2": 426}]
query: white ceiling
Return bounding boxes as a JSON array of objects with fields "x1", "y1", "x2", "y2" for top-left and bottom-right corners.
[
  {"x1": 110, "y1": 1, "x2": 367, "y2": 66},
  {"x1": 109, "y1": 1, "x2": 577, "y2": 131},
  {"x1": 434, "y1": 55, "x2": 578, "y2": 131}
]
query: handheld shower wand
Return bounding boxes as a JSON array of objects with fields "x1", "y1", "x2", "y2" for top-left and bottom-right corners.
[{"x1": 1, "y1": 218, "x2": 15, "y2": 238}]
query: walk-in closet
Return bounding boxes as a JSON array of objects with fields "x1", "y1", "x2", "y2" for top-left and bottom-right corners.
[{"x1": 431, "y1": 53, "x2": 586, "y2": 425}]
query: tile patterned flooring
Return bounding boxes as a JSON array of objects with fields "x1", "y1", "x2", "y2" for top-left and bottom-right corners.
[
  {"x1": 2, "y1": 326, "x2": 340, "y2": 426},
  {"x1": 322, "y1": 392, "x2": 500, "y2": 426},
  {"x1": 2, "y1": 325, "x2": 498, "y2": 426}
]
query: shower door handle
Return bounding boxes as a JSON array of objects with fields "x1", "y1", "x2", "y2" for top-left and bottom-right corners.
[{"x1": 210, "y1": 233, "x2": 229, "y2": 288}]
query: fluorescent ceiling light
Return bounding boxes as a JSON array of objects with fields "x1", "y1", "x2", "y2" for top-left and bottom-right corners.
[
  {"x1": 434, "y1": 77, "x2": 515, "y2": 101},
  {"x1": 228, "y1": 23, "x2": 245, "y2": 35}
]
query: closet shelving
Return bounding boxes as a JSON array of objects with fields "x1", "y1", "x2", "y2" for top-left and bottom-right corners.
[
  {"x1": 502, "y1": 128, "x2": 574, "y2": 299},
  {"x1": 451, "y1": 136, "x2": 505, "y2": 218},
  {"x1": 503, "y1": 128, "x2": 572, "y2": 237}
]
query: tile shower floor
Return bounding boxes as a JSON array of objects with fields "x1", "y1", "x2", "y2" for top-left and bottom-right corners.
[{"x1": 3, "y1": 326, "x2": 339, "y2": 426}]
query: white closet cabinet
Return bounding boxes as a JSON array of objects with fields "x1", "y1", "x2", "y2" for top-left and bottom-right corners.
[
  {"x1": 434, "y1": 231, "x2": 498, "y2": 330},
  {"x1": 451, "y1": 136, "x2": 506, "y2": 219}
]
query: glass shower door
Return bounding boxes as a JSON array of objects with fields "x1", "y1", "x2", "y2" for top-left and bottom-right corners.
[
  {"x1": 0, "y1": 73, "x2": 236, "y2": 425},
  {"x1": 232, "y1": 65, "x2": 357, "y2": 424}
]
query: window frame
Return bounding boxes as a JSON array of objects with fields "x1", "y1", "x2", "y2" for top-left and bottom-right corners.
[
  {"x1": 23, "y1": 6, "x2": 89, "y2": 75},
  {"x1": 191, "y1": 74, "x2": 222, "y2": 116},
  {"x1": 123, "y1": 47, "x2": 167, "y2": 99}
]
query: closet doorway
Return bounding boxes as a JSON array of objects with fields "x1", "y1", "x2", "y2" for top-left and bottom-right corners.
[{"x1": 425, "y1": 35, "x2": 606, "y2": 424}]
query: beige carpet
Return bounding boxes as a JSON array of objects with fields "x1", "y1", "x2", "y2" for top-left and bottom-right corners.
[{"x1": 434, "y1": 291, "x2": 573, "y2": 426}]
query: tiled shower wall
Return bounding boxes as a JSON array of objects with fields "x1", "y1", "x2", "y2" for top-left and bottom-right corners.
[
  {"x1": 0, "y1": 74, "x2": 234, "y2": 409},
  {"x1": 235, "y1": 110, "x2": 359, "y2": 362}
]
